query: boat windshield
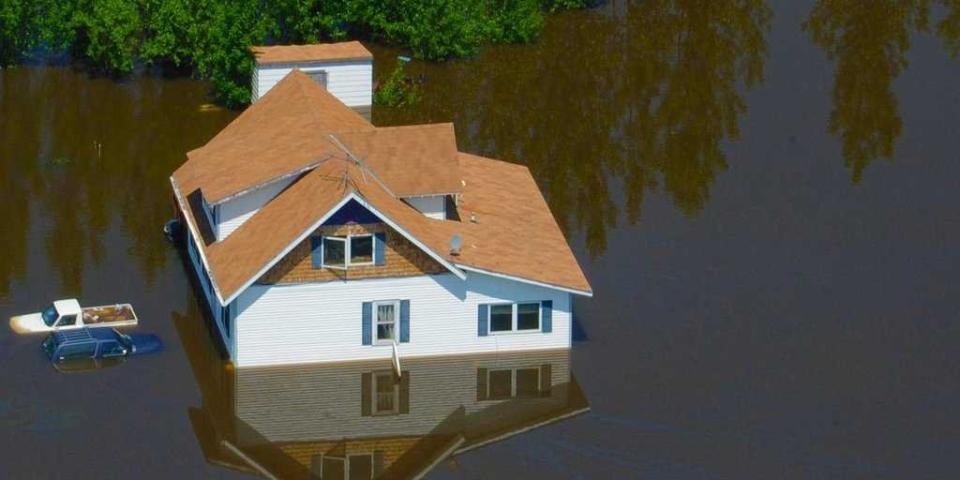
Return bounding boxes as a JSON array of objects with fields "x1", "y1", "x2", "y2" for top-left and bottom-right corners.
[{"x1": 41, "y1": 306, "x2": 59, "y2": 326}]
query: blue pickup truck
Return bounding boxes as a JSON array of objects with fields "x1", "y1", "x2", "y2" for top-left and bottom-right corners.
[{"x1": 41, "y1": 328, "x2": 162, "y2": 369}]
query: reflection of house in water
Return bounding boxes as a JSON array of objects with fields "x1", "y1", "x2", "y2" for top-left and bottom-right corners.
[{"x1": 175, "y1": 310, "x2": 589, "y2": 479}]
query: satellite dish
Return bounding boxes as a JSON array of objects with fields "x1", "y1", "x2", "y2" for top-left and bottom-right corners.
[{"x1": 449, "y1": 234, "x2": 463, "y2": 255}]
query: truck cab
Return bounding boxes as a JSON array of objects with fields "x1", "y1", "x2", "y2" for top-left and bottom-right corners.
[{"x1": 10, "y1": 299, "x2": 82, "y2": 333}]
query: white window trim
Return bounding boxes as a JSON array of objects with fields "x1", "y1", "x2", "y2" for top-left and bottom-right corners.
[
  {"x1": 371, "y1": 370, "x2": 400, "y2": 415},
  {"x1": 349, "y1": 233, "x2": 376, "y2": 266},
  {"x1": 321, "y1": 233, "x2": 377, "y2": 269},
  {"x1": 317, "y1": 453, "x2": 374, "y2": 480},
  {"x1": 373, "y1": 300, "x2": 400, "y2": 345},
  {"x1": 485, "y1": 367, "x2": 541, "y2": 400},
  {"x1": 487, "y1": 302, "x2": 541, "y2": 335}
]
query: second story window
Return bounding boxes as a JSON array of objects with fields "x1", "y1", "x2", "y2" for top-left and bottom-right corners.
[{"x1": 321, "y1": 233, "x2": 377, "y2": 269}]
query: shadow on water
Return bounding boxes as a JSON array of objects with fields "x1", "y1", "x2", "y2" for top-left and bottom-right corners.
[
  {"x1": 373, "y1": 0, "x2": 773, "y2": 257},
  {"x1": 804, "y1": 0, "x2": 960, "y2": 183}
]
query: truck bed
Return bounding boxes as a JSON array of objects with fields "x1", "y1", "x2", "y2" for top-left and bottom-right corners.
[{"x1": 81, "y1": 304, "x2": 138, "y2": 327}]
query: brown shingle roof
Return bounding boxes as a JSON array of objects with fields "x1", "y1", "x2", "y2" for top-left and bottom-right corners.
[
  {"x1": 412, "y1": 154, "x2": 592, "y2": 294},
  {"x1": 173, "y1": 70, "x2": 373, "y2": 205},
  {"x1": 336, "y1": 123, "x2": 462, "y2": 197},
  {"x1": 252, "y1": 41, "x2": 373, "y2": 64},
  {"x1": 171, "y1": 69, "x2": 591, "y2": 303}
]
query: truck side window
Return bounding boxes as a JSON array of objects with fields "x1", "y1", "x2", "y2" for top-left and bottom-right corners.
[
  {"x1": 99, "y1": 341, "x2": 125, "y2": 357},
  {"x1": 57, "y1": 314, "x2": 77, "y2": 327},
  {"x1": 57, "y1": 342, "x2": 96, "y2": 360}
]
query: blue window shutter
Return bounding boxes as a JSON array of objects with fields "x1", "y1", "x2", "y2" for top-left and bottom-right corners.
[
  {"x1": 400, "y1": 300, "x2": 410, "y2": 343},
  {"x1": 311, "y1": 236, "x2": 322, "y2": 269},
  {"x1": 374, "y1": 232, "x2": 386, "y2": 266},
  {"x1": 362, "y1": 302, "x2": 372, "y2": 345},
  {"x1": 478, "y1": 304, "x2": 489, "y2": 337},
  {"x1": 541, "y1": 300, "x2": 553, "y2": 333}
]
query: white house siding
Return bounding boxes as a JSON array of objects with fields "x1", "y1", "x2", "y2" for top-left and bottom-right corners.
[
  {"x1": 232, "y1": 349, "x2": 572, "y2": 443},
  {"x1": 215, "y1": 176, "x2": 295, "y2": 240},
  {"x1": 185, "y1": 229, "x2": 236, "y2": 358},
  {"x1": 234, "y1": 272, "x2": 572, "y2": 367},
  {"x1": 253, "y1": 60, "x2": 373, "y2": 107},
  {"x1": 403, "y1": 195, "x2": 446, "y2": 220}
]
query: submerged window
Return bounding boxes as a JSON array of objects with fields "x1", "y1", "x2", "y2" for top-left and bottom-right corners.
[
  {"x1": 487, "y1": 302, "x2": 541, "y2": 333},
  {"x1": 485, "y1": 367, "x2": 542, "y2": 400},
  {"x1": 374, "y1": 372, "x2": 399, "y2": 415}
]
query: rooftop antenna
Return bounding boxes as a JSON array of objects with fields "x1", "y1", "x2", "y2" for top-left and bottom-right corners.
[
  {"x1": 449, "y1": 234, "x2": 463, "y2": 256},
  {"x1": 327, "y1": 133, "x2": 398, "y2": 197}
]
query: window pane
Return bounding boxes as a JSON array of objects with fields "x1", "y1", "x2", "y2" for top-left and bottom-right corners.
[
  {"x1": 377, "y1": 304, "x2": 395, "y2": 323},
  {"x1": 377, "y1": 324, "x2": 395, "y2": 342},
  {"x1": 308, "y1": 71, "x2": 328, "y2": 88},
  {"x1": 323, "y1": 457, "x2": 345, "y2": 480},
  {"x1": 59, "y1": 343, "x2": 95, "y2": 360},
  {"x1": 517, "y1": 303, "x2": 540, "y2": 330},
  {"x1": 516, "y1": 368, "x2": 540, "y2": 397},
  {"x1": 324, "y1": 237, "x2": 346, "y2": 267},
  {"x1": 350, "y1": 235, "x2": 373, "y2": 264},
  {"x1": 349, "y1": 455, "x2": 373, "y2": 480},
  {"x1": 58, "y1": 315, "x2": 77, "y2": 326},
  {"x1": 490, "y1": 305, "x2": 512, "y2": 332},
  {"x1": 375, "y1": 375, "x2": 396, "y2": 412},
  {"x1": 488, "y1": 370, "x2": 512, "y2": 399}
]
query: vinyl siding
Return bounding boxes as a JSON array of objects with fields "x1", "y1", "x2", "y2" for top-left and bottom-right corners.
[
  {"x1": 216, "y1": 176, "x2": 296, "y2": 240},
  {"x1": 185, "y1": 229, "x2": 236, "y2": 358},
  {"x1": 403, "y1": 195, "x2": 447, "y2": 220},
  {"x1": 232, "y1": 350, "x2": 572, "y2": 442},
  {"x1": 253, "y1": 60, "x2": 373, "y2": 107},
  {"x1": 234, "y1": 272, "x2": 571, "y2": 367}
]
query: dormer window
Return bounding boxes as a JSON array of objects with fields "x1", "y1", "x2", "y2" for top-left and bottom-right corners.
[{"x1": 318, "y1": 233, "x2": 379, "y2": 269}]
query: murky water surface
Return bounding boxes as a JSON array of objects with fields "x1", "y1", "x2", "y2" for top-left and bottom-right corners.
[{"x1": 3, "y1": 0, "x2": 960, "y2": 478}]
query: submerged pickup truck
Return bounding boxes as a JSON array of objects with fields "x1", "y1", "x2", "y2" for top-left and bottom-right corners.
[{"x1": 9, "y1": 299, "x2": 138, "y2": 334}]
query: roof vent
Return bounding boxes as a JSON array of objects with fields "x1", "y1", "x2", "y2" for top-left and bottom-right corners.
[
  {"x1": 469, "y1": 213, "x2": 478, "y2": 224},
  {"x1": 449, "y1": 234, "x2": 463, "y2": 256}
]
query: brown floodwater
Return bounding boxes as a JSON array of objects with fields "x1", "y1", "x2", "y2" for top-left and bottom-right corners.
[{"x1": 3, "y1": 0, "x2": 960, "y2": 478}]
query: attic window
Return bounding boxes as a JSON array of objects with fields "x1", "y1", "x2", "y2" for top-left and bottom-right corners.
[
  {"x1": 306, "y1": 70, "x2": 328, "y2": 88},
  {"x1": 320, "y1": 234, "x2": 376, "y2": 269}
]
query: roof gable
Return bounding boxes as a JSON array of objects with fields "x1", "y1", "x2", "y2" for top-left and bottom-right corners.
[
  {"x1": 336, "y1": 123, "x2": 463, "y2": 197},
  {"x1": 173, "y1": 70, "x2": 373, "y2": 205}
]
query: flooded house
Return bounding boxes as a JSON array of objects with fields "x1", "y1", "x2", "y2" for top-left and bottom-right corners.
[
  {"x1": 175, "y1": 308, "x2": 588, "y2": 479},
  {"x1": 170, "y1": 42, "x2": 592, "y2": 368}
]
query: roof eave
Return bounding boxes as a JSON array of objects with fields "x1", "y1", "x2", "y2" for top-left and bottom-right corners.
[
  {"x1": 170, "y1": 175, "x2": 229, "y2": 306},
  {"x1": 455, "y1": 264, "x2": 593, "y2": 297}
]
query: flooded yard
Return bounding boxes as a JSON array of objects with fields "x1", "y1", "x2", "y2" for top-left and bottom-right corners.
[{"x1": 3, "y1": 0, "x2": 960, "y2": 478}]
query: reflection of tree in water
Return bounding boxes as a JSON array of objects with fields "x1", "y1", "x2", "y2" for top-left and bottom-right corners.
[
  {"x1": 805, "y1": 0, "x2": 960, "y2": 184},
  {"x1": 0, "y1": 69, "x2": 233, "y2": 296},
  {"x1": 376, "y1": 1, "x2": 771, "y2": 256}
]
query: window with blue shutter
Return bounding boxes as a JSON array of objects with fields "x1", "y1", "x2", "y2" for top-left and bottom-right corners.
[
  {"x1": 478, "y1": 304, "x2": 489, "y2": 337},
  {"x1": 374, "y1": 232, "x2": 386, "y2": 266},
  {"x1": 541, "y1": 300, "x2": 552, "y2": 333},
  {"x1": 361, "y1": 302, "x2": 372, "y2": 345},
  {"x1": 311, "y1": 236, "x2": 323, "y2": 269},
  {"x1": 399, "y1": 300, "x2": 410, "y2": 343}
]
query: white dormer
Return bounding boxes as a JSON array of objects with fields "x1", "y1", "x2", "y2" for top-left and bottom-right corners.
[{"x1": 251, "y1": 42, "x2": 373, "y2": 109}]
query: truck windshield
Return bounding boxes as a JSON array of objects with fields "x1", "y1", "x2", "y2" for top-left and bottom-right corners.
[{"x1": 41, "y1": 306, "x2": 59, "y2": 326}]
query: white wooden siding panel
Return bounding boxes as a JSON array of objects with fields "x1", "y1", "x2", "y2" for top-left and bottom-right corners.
[
  {"x1": 235, "y1": 272, "x2": 571, "y2": 367},
  {"x1": 185, "y1": 229, "x2": 235, "y2": 358},
  {"x1": 255, "y1": 60, "x2": 373, "y2": 107},
  {"x1": 404, "y1": 195, "x2": 446, "y2": 220},
  {"x1": 216, "y1": 177, "x2": 295, "y2": 240},
  {"x1": 233, "y1": 350, "x2": 571, "y2": 442}
]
